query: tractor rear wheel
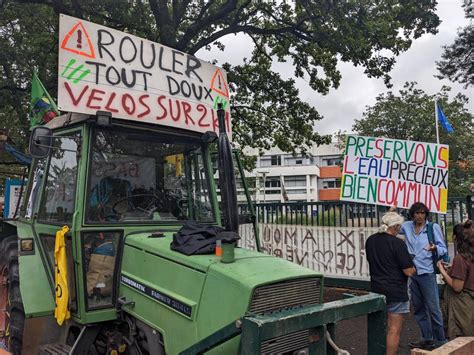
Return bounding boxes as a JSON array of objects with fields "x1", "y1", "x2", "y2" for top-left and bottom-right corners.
[{"x1": 0, "y1": 236, "x2": 25, "y2": 355}]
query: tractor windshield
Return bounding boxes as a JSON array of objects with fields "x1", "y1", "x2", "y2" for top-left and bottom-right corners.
[{"x1": 85, "y1": 127, "x2": 214, "y2": 224}]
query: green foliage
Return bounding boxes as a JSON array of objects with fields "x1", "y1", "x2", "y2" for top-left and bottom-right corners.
[
  {"x1": 353, "y1": 82, "x2": 474, "y2": 197},
  {"x1": 225, "y1": 55, "x2": 330, "y2": 153},
  {"x1": 0, "y1": 4, "x2": 58, "y2": 188},
  {"x1": 262, "y1": 205, "x2": 342, "y2": 226},
  {"x1": 436, "y1": 24, "x2": 474, "y2": 88},
  {"x1": 1, "y1": 0, "x2": 440, "y2": 157},
  {"x1": 0, "y1": 4, "x2": 58, "y2": 149}
]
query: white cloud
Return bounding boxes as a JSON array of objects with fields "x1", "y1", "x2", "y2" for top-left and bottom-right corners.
[{"x1": 197, "y1": 0, "x2": 473, "y2": 138}]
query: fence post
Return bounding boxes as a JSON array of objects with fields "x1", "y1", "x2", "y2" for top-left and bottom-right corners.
[
  {"x1": 308, "y1": 325, "x2": 327, "y2": 355},
  {"x1": 467, "y1": 193, "x2": 474, "y2": 220},
  {"x1": 240, "y1": 318, "x2": 262, "y2": 355},
  {"x1": 367, "y1": 308, "x2": 386, "y2": 354},
  {"x1": 326, "y1": 323, "x2": 337, "y2": 355}
]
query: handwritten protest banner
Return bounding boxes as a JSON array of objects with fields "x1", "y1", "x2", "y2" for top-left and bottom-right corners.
[
  {"x1": 340, "y1": 135, "x2": 449, "y2": 214},
  {"x1": 239, "y1": 223, "x2": 378, "y2": 280},
  {"x1": 58, "y1": 15, "x2": 231, "y2": 137}
]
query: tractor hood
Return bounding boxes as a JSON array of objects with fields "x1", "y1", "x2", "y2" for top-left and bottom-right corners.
[
  {"x1": 120, "y1": 230, "x2": 323, "y2": 355},
  {"x1": 124, "y1": 231, "x2": 225, "y2": 272},
  {"x1": 123, "y1": 231, "x2": 318, "y2": 279}
]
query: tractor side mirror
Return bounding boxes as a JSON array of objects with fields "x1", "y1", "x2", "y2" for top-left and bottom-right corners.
[{"x1": 29, "y1": 126, "x2": 53, "y2": 158}]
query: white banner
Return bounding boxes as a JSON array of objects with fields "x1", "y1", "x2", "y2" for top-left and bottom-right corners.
[
  {"x1": 239, "y1": 223, "x2": 379, "y2": 280},
  {"x1": 58, "y1": 14, "x2": 231, "y2": 137}
]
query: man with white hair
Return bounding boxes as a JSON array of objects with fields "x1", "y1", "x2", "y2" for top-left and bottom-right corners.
[{"x1": 366, "y1": 211, "x2": 416, "y2": 355}]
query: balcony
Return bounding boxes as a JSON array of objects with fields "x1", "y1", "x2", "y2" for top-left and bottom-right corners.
[
  {"x1": 319, "y1": 188, "x2": 341, "y2": 201},
  {"x1": 319, "y1": 166, "x2": 342, "y2": 178}
]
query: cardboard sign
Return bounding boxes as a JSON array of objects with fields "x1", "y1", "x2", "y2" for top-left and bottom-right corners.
[
  {"x1": 340, "y1": 135, "x2": 449, "y2": 214},
  {"x1": 90, "y1": 156, "x2": 156, "y2": 191},
  {"x1": 58, "y1": 15, "x2": 231, "y2": 137}
]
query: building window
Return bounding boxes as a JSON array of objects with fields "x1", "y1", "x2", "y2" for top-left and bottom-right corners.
[
  {"x1": 284, "y1": 156, "x2": 304, "y2": 166},
  {"x1": 260, "y1": 158, "x2": 271, "y2": 167},
  {"x1": 264, "y1": 177, "x2": 281, "y2": 188},
  {"x1": 284, "y1": 176, "x2": 306, "y2": 187},
  {"x1": 264, "y1": 189, "x2": 281, "y2": 194},
  {"x1": 324, "y1": 158, "x2": 342, "y2": 166},
  {"x1": 271, "y1": 155, "x2": 281, "y2": 166},
  {"x1": 323, "y1": 179, "x2": 341, "y2": 189},
  {"x1": 287, "y1": 189, "x2": 306, "y2": 194},
  {"x1": 236, "y1": 178, "x2": 256, "y2": 189}
]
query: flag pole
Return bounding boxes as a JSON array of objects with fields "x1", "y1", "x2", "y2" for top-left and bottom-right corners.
[{"x1": 434, "y1": 98, "x2": 440, "y2": 144}]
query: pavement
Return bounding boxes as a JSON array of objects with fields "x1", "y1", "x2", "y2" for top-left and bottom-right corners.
[{"x1": 324, "y1": 287, "x2": 421, "y2": 355}]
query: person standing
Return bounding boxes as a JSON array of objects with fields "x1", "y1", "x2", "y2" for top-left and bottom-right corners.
[
  {"x1": 402, "y1": 202, "x2": 447, "y2": 348},
  {"x1": 437, "y1": 220, "x2": 474, "y2": 339},
  {"x1": 366, "y1": 212, "x2": 416, "y2": 355}
]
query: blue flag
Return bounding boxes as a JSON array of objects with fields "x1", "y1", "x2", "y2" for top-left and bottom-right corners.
[{"x1": 437, "y1": 102, "x2": 454, "y2": 133}]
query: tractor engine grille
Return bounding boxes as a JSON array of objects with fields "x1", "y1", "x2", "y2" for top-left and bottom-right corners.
[{"x1": 248, "y1": 277, "x2": 322, "y2": 354}]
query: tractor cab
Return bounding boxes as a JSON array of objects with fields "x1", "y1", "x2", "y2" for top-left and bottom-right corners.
[
  {"x1": 28, "y1": 113, "x2": 218, "y2": 227},
  {"x1": 21, "y1": 112, "x2": 231, "y2": 323}
]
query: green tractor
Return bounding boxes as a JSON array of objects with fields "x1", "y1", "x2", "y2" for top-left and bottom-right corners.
[{"x1": 0, "y1": 107, "x2": 331, "y2": 354}]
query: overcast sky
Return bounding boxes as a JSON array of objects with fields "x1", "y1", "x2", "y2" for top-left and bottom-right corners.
[{"x1": 197, "y1": 0, "x2": 473, "y2": 138}]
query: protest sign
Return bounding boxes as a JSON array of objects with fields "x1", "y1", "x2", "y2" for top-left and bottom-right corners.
[
  {"x1": 58, "y1": 15, "x2": 231, "y2": 137},
  {"x1": 4, "y1": 179, "x2": 26, "y2": 219},
  {"x1": 90, "y1": 156, "x2": 156, "y2": 191},
  {"x1": 340, "y1": 135, "x2": 449, "y2": 214}
]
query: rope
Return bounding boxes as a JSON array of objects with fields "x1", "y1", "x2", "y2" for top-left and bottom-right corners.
[{"x1": 326, "y1": 330, "x2": 351, "y2": 355}]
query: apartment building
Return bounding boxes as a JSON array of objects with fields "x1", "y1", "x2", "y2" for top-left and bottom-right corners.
[{"x1": 241, "y1": 143, "x2": 343, "y2": 203}]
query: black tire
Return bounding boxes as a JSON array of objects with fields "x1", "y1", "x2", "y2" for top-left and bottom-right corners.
[{"x1": 0, "y1": 236, "x2": 25, "y2": 355}]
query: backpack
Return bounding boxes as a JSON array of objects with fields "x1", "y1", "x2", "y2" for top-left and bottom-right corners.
[{"x1": 426, "y1": 222, "x2": 450, "y2": 273}]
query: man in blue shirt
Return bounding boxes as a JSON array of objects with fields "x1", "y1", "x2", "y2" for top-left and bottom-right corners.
[{"x1": 401, "y1": 202, "x2": 447, "y2": 348}]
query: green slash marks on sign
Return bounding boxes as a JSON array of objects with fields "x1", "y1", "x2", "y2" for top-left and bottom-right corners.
[
  {"x1": 60, "y1": 59, "x2": 91, "y2": 83},
  {"x1": 213, "y1": 96, "x2": 228, "y2": 110}
]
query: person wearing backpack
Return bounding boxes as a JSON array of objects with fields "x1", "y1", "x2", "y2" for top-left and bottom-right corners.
[{"x1": 401, "y1": 202, "x2": 448, "y2": 349}]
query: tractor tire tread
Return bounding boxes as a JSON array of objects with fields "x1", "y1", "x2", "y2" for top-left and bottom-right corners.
[{"x1": 0, "y1": 235, "x2": 24, "y2": 355}]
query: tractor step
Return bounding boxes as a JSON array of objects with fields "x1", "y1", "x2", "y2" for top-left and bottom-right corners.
[{"x1": 38, "y1": 343, "x2": 72, "y2": 355}]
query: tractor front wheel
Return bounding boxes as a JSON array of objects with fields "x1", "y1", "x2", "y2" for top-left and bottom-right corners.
[{"x1": 0, "y1": 236, "x2": 25, "y2": 355}]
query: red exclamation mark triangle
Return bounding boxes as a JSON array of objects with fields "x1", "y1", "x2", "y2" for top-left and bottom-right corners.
[
  {"x1": 210, "y1": 69, "x2": 229, "y2": 97},
  {"x1": 61, "y1": 21, "x2": 96, "y2": 59}
]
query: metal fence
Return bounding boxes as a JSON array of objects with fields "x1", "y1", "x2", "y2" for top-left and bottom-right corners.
[
  {"x1": 240, "y1": 197, "x2": 468, "y2": 232},
  {"x1": 238, "y1": 198, "x2": 469, "y2": 285}
]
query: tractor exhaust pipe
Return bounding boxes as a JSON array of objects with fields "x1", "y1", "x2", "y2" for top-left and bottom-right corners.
[{"x1": 216, "y1": 104, "x2": 239, "y2": 262}]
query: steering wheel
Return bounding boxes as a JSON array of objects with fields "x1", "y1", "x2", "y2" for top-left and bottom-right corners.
[
  {"x1": 164, "y1": 190, "x2": 189, "y2": 218},
  {"x1": 111, "y1": 193, "x2": 162, "y2": 216}
]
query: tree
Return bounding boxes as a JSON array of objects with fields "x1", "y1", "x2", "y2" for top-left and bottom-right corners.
[
  {"x1": 353, "y1": 82, "x2": 474, "y2": 197},
  {"x1": 436, "y1": 3, "x2": 473, "y2": 88},
  {"x1": 1, "y1": 4, "x2": 58, "y2": 147},
  {"x1": 1, "y1": 1, "x2": 440, "y2": 155},
  {"x1": 0, "y1": 5, "x2": 57, "y2": 189}
]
